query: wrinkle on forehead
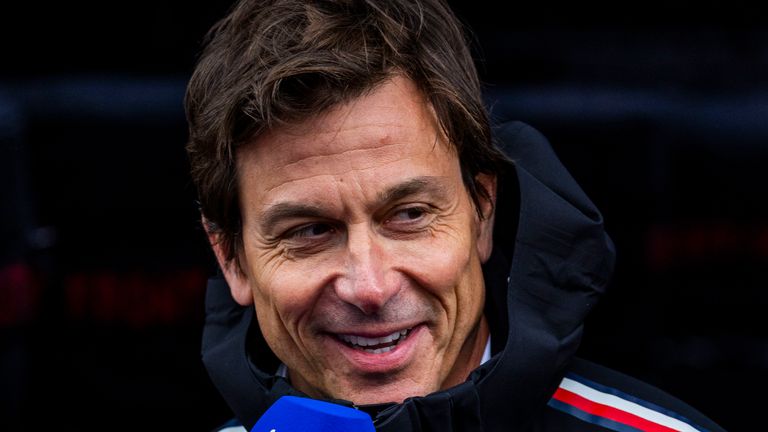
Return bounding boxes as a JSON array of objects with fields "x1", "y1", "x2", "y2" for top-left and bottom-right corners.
[
  {"x1": 244, "y1": 143, "x2": 426, "y2": 197},
  {"x1": 279, "y1": 141, "x2": 410, "y2": 173},
  {"x1": 246, "y1": 120, "x2": 435, "y2": 164},
  {"x1": 260, "y1": 163, "x2": 395, "y2": 197}
]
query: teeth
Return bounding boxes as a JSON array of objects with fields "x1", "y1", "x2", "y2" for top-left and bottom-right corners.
[
  {"x1": 338, "y1": 328, "x2": 411, "y2": 351},
  {"x1": 367, "y1": 346, "x2": 394, "y2": 354}
]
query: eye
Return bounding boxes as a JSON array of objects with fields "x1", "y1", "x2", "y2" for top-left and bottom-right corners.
[
  {"x1": 391, "y1": 207, "x2": 427, "y2": 222},
  {"x1": 287, "y1": 223, "x2": 335, "y2": 239},
  {"x1": 384, "y1": 205, "x2": 435, "y2": 235}
]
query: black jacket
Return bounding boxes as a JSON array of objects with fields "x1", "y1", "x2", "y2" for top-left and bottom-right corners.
[{"x1": 201, "y1": 122, "x2": 725, "y2": 431}]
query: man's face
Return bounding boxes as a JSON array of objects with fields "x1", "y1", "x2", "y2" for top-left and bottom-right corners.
[{"x1": 217, "y1": 76, "x2": 495, "y2": 405}]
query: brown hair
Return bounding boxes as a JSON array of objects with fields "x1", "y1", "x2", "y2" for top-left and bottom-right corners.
[{"x1": 185, "y1": 0, "x2": 508, "y2": 270}]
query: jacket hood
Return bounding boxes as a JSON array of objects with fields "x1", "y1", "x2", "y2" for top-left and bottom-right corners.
[{"x1": 201, "y1": 121, "x2": 615, "y2": 431}]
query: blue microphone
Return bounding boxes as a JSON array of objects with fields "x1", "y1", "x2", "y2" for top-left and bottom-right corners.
[{"x1": 251, "y1": 396, "x2": 376, "y2": 432}]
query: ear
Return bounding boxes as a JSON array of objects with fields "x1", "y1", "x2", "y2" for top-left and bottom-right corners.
[
  {"x1": 474, "y1": 173, "x2": 497, "y2": 263},
  {"x1": 204, "y1": 217, "x2": 254, "y2": 306}
]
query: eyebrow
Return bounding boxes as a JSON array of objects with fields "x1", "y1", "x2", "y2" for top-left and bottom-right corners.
[
  {"x1": 258, "y1": 176, "x2": 449, "y2": 234},
  {"x1": 376, "y1": 176, "x2": 449, "y2": 205}
]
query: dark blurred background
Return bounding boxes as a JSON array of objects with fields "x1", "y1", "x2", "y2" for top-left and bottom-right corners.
[{"x1": 0, "y1": 1, "x2": 765, "y2": 430}]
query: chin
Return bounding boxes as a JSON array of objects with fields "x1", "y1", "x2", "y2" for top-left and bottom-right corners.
[{"x1": 337, "y1": 378, "x2": 436, "y2": 406}]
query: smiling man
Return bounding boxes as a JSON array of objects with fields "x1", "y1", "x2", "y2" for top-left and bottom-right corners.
[{"x1": 185, "y1": 1, "x2": 725, "y2": 431}]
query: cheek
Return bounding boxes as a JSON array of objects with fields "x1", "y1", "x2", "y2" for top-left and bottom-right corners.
[
  {"x1": 249, "y1": 254, "x2": 336, "y2": 331},
  {"x1": 394, "y1": 229, "x2": 474, "y2": 298},
  {"x1": 391, "y1": 214, "x2": 486, "y2": 327},
  {"x1": 249, "y1": 265, "x2": 326, "y2": 364}
]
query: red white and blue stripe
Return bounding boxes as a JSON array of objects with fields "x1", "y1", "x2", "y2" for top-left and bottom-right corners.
[{"x1": 548, "y1": 373, "x2": 707, "y2": 432}]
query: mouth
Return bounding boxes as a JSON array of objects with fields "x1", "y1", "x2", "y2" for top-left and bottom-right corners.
[{"x1": 335, "y1": 328, "x2": 412, "y2": 354}]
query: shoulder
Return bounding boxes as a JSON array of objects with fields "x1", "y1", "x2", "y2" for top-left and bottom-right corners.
[{"x1": 540, "y1": 357, "x2": 726, "y2": 431}]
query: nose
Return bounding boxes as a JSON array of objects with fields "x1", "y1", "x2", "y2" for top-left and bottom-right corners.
[{"x1": 334, "y1": 226, "x2": 399, "y2": 315}]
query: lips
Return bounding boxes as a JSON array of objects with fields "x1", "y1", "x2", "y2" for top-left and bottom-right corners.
[
  {"x1": 336, "y1": 328, "x2": 412, "y2": 354},
  {"x1": 326, "y1": 325, "x2": 426, "y2": 375}
]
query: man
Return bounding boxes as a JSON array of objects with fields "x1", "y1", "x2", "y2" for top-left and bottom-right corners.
[{"x1": 185, "y1": 0, "x2": 726, "y2": 430}]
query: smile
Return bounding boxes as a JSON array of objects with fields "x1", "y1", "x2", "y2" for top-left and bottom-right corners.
[{"x1": 336, "y1": 328, "x2": 412, "y2": 354}]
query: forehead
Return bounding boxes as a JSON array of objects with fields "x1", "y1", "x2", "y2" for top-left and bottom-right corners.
[{"x1": 236, "y1": 77, "x2": 459, "y2": 203}]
